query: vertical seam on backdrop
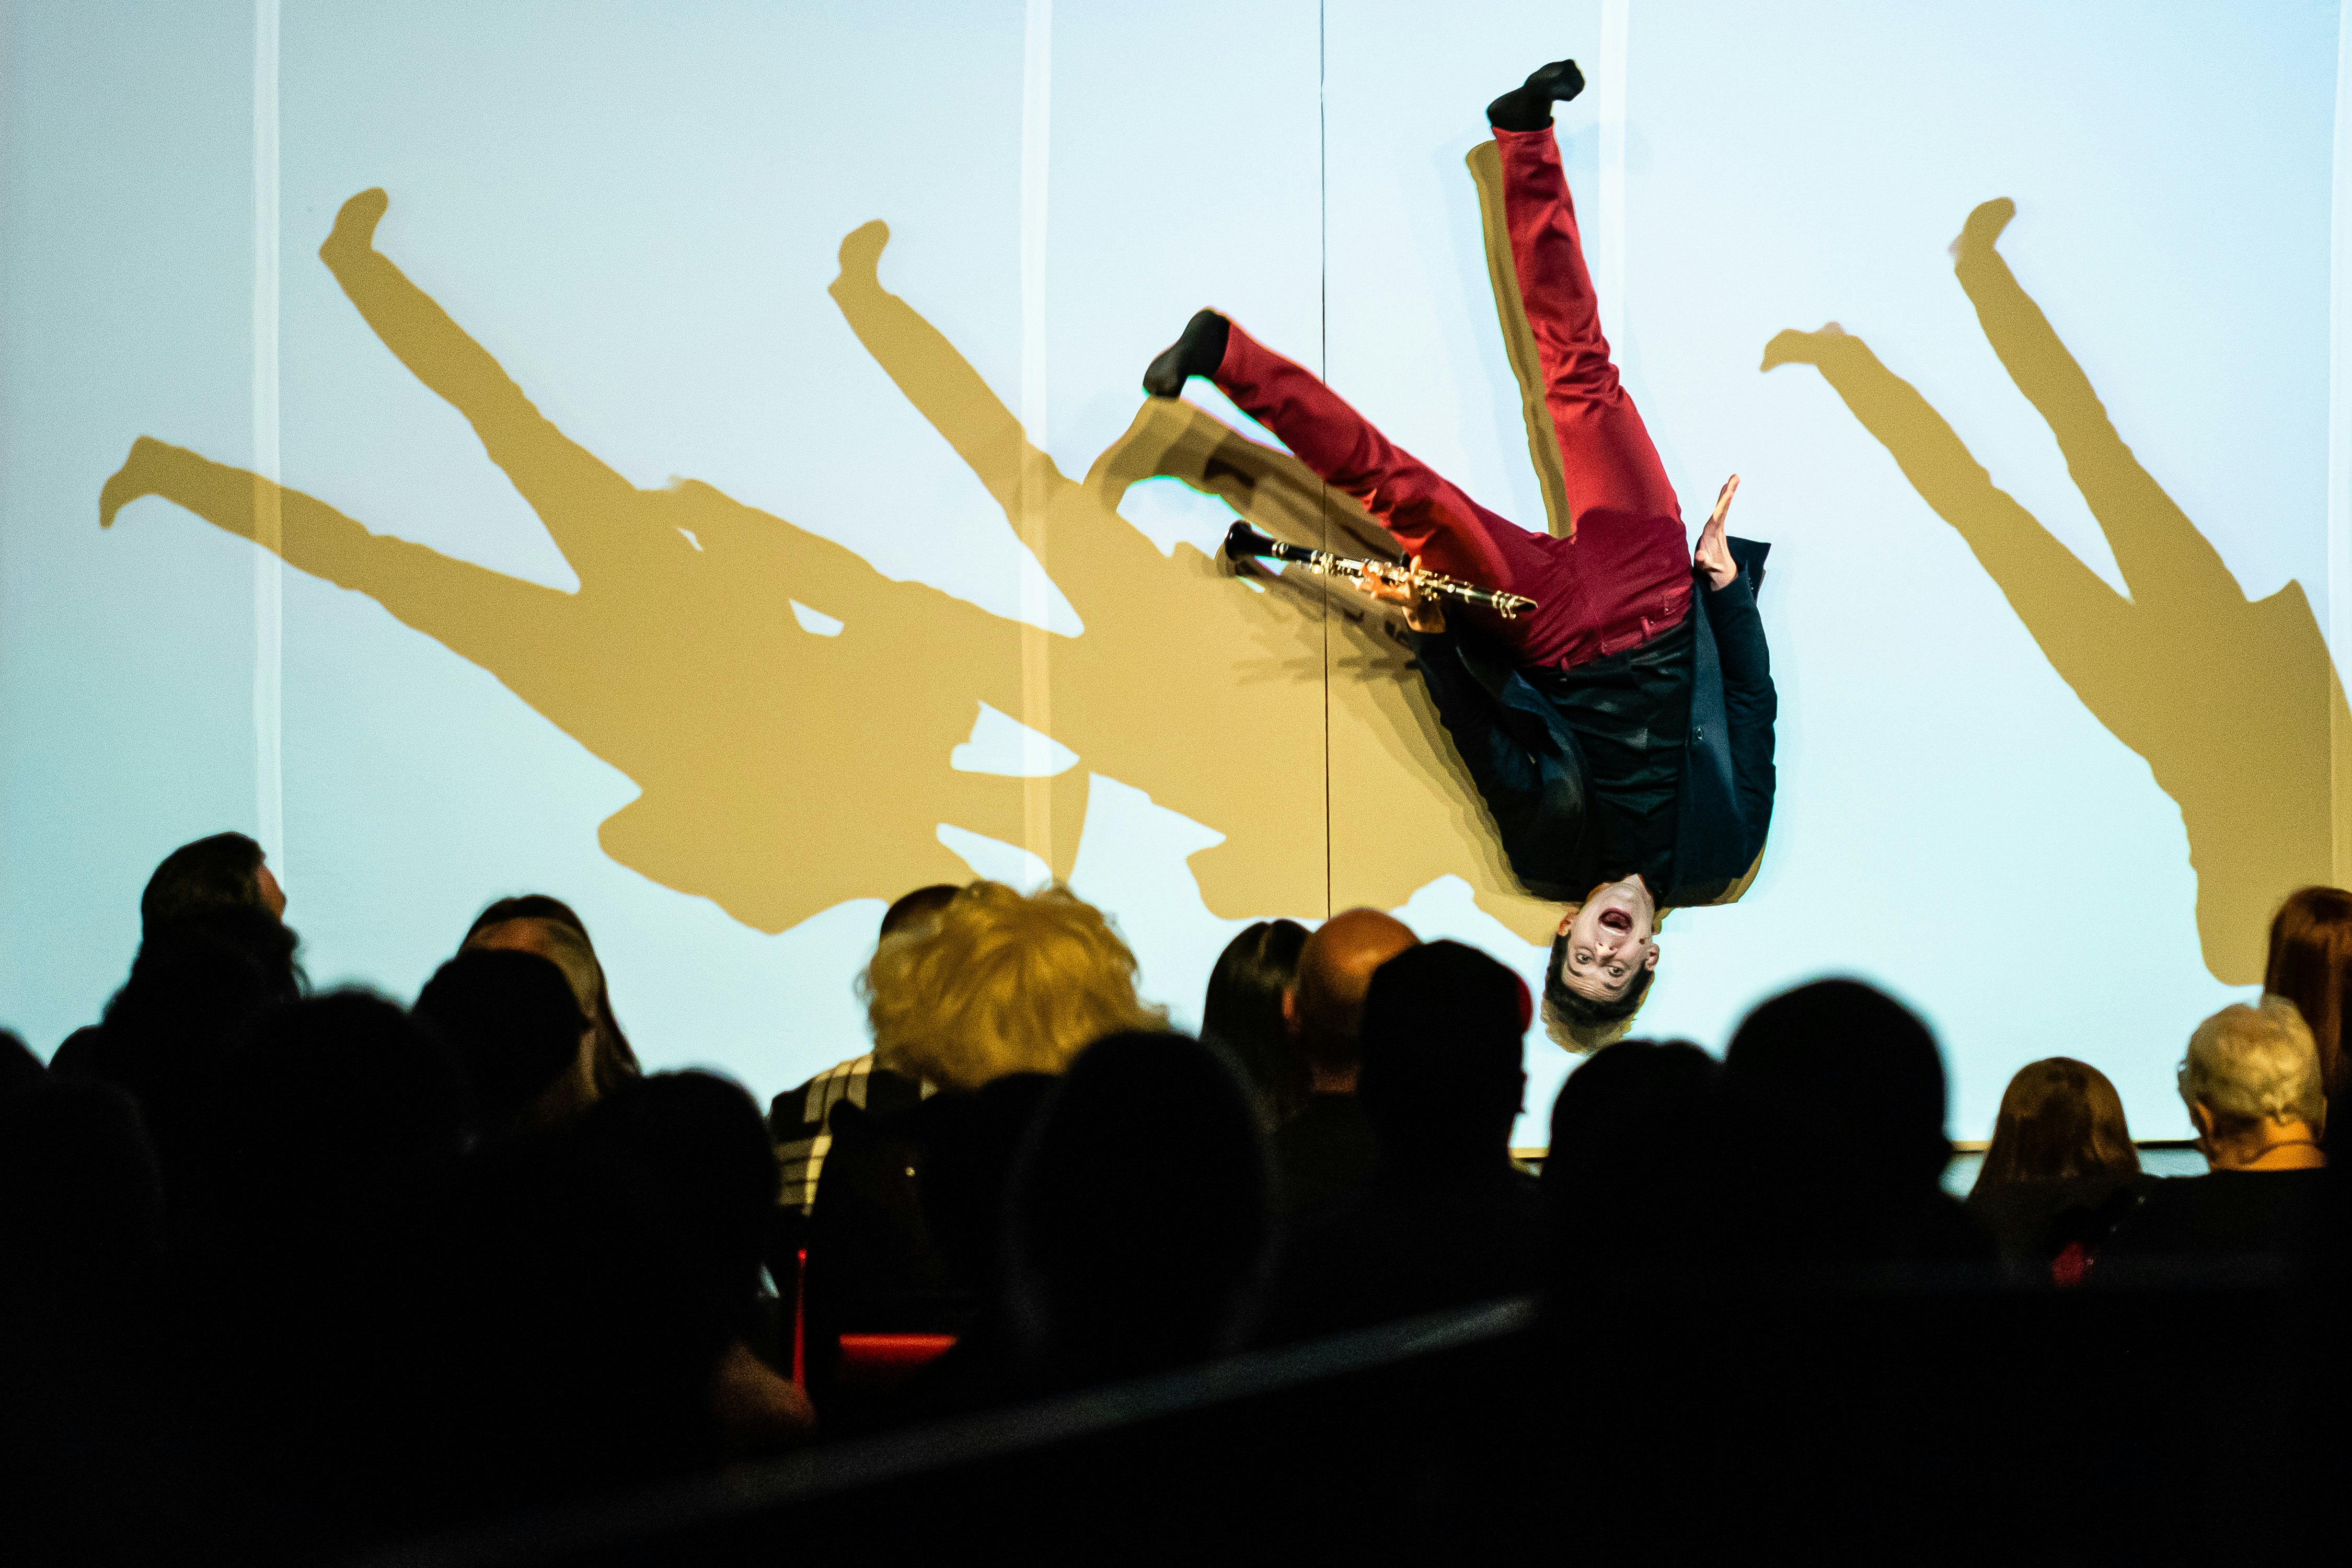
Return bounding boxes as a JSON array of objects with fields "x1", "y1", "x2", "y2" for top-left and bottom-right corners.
[
  {"x1": 1319, "y1": 0, "x2": 1331, "y2": 919},
  {"x1": 251, "y1": 0, "x2": 284, "y2": 875},
  {"x1": 1019, "y1": 0, "x2": 1053, "y2": 876},
  {"x1": 2333, "y1": 0, "x2": 2352, "y2": 886}
]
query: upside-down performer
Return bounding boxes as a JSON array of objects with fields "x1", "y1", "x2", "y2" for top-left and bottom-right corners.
[{"x1": 1144, "y1": 58, "x2": 1775, "y2": 1048}]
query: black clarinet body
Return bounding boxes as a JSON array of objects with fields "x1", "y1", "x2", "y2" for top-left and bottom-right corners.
[{"x1": 1220, "y1": 522, "x2": 1538, "y2": 620}]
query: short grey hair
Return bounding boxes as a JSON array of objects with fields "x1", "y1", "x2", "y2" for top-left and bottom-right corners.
[{"x1": 2178, "y1": 996, "x2": 2324, "y2": 1128}]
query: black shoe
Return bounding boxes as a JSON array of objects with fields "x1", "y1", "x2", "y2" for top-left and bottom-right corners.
[
  {"x1": 1143, "y1": 309, "x2": 1230, "y2": 398},
  {"x1": 1488, "y1": 57, "x2": 1586, "y2": 130}
]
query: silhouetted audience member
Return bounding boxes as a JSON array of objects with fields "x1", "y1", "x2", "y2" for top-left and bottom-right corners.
[
  {"x1": 1966, "y1": 1057, "x2": 2149, "y2": 1286},
  {"x1": 1722, "y1": 979, "x2": 1991, "y2": 1270},
  {"x1": 183, "y1": 992, "x2": 469, "y2": 1552},
  {"x1": 53, "y1": 905, "x2": 301, "y2": 1239},
  {"x1": 1269, "y1": 942, "x2": 1542, "y2": 1341},
  {"x1": 770, "y1": 883, "x2": 960, "y2": 1216},
  {"x1": 853, "y1": 1073, "x2": 1059, "y2": 1431},
  {"x1": 1542, "y1": 1037, "x2": 1726, "y2": 1296},
  {"x1": 1270, "y1": 908, "x2": 1418, "y2": 1216},
  {"x1": 446, "y1": 1069, "x2": 809, "y2": 1518},
  {"x1": 1201, "y1": 918, "x2": 1312, "y2": 1129},
  {"x1": 2104, "y1": 998, "x2": 2327, "y2": 1272},
  {"x1": 463, "y1": 894, "x2": 639, "y2": 1090},
  {"x1": 804, "y1": 882, "x2": 1161, "y2": 1408},
  {"x1": 415, "y1": 948, "x2": 596, "y2": 1137},
  {"x1": 142, "y1": 830, "x2": 290, "y2": 928},
  {"x1": 52, "y1": 830, "x2": 294, "y2": 1076},
  {"x1": 0, "y1": 1071, "x2": 175, "y2": 1564},
  {"x1": 2264, "y1": 886, "x2": 2352, "y2": 1112},
  {"x1": 1006, "y1": 1032, "x2": 1270, "y2": 1391}
]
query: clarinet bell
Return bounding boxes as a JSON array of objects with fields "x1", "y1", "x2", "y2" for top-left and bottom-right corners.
[{"x1": 1223, "y1": 521, "x2": 1283, "y2": 562}]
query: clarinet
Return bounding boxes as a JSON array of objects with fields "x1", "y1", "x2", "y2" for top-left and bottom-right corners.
[{"x1": 1221, "y1": 522, "x2": 1539, "y2": 620}]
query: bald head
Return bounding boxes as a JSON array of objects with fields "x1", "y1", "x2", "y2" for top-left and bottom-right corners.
[{"x1": 1288, "y1": 909, "x2": 1418, "y2": 1080}]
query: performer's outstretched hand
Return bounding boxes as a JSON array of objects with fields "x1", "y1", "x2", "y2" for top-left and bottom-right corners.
[
  {"x1": 1355, "y1": 555, "x2": 1447, "y2": 633},
  {"x1": 1695, "y1": 474, "x2": 1740, "y2": 590}
]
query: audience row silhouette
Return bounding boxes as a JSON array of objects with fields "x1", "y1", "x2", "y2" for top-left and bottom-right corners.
[{"x1": 5, "y1": 831, "x2": 2349, "y2": 1559}]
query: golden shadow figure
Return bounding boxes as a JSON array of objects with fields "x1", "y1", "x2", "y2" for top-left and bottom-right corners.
[
  {"x1": 99, "y1": 190, "x2": 1557, "y2": 940},
  {"x1": 1763, "y1": 197, "x2": 2352, "y2": 984}
]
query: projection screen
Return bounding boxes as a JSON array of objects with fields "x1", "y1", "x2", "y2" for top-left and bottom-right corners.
[{"x1": 5, "y1": 0, "x2": 2346, "y2": 1146}]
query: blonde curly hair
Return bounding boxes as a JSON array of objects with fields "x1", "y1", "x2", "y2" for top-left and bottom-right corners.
[{"x1": 860, "y1": 881, "x2": 1165, "y2": 1092}]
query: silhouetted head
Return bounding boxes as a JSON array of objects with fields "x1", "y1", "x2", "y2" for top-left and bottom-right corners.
[
  {"x1": 879, "y1": 882, "x2": 962, "y2": 941},
  {"x1": 862, "y1": 882, "x2": 1165, "y2": 1092},
  {"x1": 1007, "y1": 1032, "x2": 1269, "y2": 1385},
  {"x1": 1543, "y1": 875, "x2": 1658, "y2": 1052},
  {"x1": 1201, "y1": 918, "x2": 1311, "y2": 1126},
  {"x1": 114, "y1": 903, "x2": 303, "y2": 1026},
  {"x1": 2265, "y1": 886, "x2": 2352, "y2": 1101},
  {"x1": 1978, "y1": 1057, "x2": 2139, "y2": 1186},
  {"x1": 1722, "y1": 981, "x2": 1952, "y2": 1264},
  {"x1": 93, "y1": 905, "x2": 304, "y2": 1204},
  {"x1": 141, "y1": 831, "x2": 286, "y2": 935},
  {"x1": 914, "y1": 1072, "x2": 1057, "y2": 1289},
  {"x1": 1543, "y1": 1038, "x2": 1723, "y2": 1292},
  {"x1": 414, "y1": 949, "x2": 593, "y2": 1138},
  {"x1": 1358, "y1": 940, "x2": 1527, "y2": 1171},
  {"x1": 1286, "y1": 908, "x2": 1418, "y2": 1085},
  {"x1": 205, "y1": 991, "x2": 468, "y2": 1266},
  {"x1": 590, "y1": 1071, "x2": 777, "y2": 1314},
  {"x1": 463, "y1": 897, "x2": 639, "y2": 1093}
]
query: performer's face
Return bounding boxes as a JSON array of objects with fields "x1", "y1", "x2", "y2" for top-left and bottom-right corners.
[{"x1": 1554, "y1": 874, "x2": 1659, "y2": 1002}]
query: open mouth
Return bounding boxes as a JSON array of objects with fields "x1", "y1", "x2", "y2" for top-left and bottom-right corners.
[{"x1": 1598, "y1": 908, "x2": 1632, "y2": 934}]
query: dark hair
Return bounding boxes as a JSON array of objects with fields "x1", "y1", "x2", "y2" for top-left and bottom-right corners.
[
  {"x1": 589, "y1": 1070, "x2": 778, "y2": 1316},
  {"x1": 1977, "y1": 1058, "x2": 2138, "y2": 1186},
  {"x1": 1545, "y1": 929, "x2": 1655, "y2": 1030},
  {"x1": 108, "y1": 905, "x2": 304, "y2": 1033},
  {"x1": 915, "y1": 1072, "x2": 1058, "y2": 1289},
  {"x1": 210, "y1": 992, "x2": 469, "y2": 1219},
  {"x1": 1543, "y1": 1038, "x2": 1723, "y2": 1290},
  {"x1": 1200, "y1": 919, "x2": 1310, "y2": 1127},
  {"x1": 1008, "y1": 1032, "x2": 1269, "y2": 1386},
  {"x1": 1721, "y1": 980, "x2": 1953, "y2": 1264},
  {"x1": 880, "y1": 883, "x2": 962, "y2": 941},
  {"x1": 1358, "y1": 940, "x2": 1525, "y2": 1158},
  {"x1": 414, "y1": 949, "x2": 591, "y2": 1137},
  {"x1": 1725, "y1": 981, "x2": 1946, "y2": 1156},
  {"x1": 2264, "y1": 886, "x2": 2352, "y2": 1101},
  {"x1": 140, "y1": 832, "x2": 270, "y2": 933},
  {"x1": 463, "y1": 895, "x2": 639, "y2": 1089}
]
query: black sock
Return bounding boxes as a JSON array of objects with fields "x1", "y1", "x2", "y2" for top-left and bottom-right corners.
[
  {"x1": 1487, "y1": 57, "x2": 1585, "y2": 131},
  {"x1": 1143, "y1": 310, "x2": 1231, "y2": 399}
]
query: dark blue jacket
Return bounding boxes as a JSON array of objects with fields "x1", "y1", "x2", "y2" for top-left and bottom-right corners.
[{"x1": 1409, "y1": 539, "x2": 1775, "y2": 908}]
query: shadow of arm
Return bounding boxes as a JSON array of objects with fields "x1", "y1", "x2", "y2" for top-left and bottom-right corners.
[
  {"x1": 1762, "y1": 326, "x2": 2135, "y2": 667},
  {"x1": 1950, "y1": 199, "x2": 2234, "y2": 613},
  {"x1": 827, "y1": 221, "x2": 1064, "y2": 525}
]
